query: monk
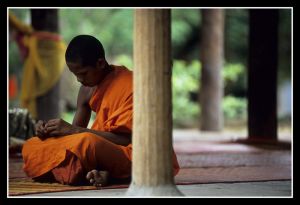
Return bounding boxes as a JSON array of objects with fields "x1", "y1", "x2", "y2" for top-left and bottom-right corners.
[{"x1": 22, "y1": 35, "x2": 180, "y2": 187}]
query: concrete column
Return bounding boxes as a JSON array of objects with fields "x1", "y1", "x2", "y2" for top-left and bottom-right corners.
[{"x1": 126, "y1": 9, "x2": 183, "y2": 196}]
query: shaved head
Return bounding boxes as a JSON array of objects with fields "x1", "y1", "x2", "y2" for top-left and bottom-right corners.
[{"x1": 65, "y1": 35, "x2": 105, "y2": 67}]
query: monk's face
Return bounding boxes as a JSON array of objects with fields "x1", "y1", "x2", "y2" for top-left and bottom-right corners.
[{"x1": 67, "y1": 59, "x2": 106, "y2": 87}]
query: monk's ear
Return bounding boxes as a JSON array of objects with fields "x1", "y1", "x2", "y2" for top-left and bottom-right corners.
[{"x1": 96, "y1": 58, "x2": 105, "y2": 69}]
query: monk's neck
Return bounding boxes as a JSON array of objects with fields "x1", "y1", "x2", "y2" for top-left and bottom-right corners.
[{"x1": 98, "y1": 63, "x2": 113, "y2": 84}]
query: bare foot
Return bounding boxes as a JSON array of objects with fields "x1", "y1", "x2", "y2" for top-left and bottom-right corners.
[{"x1": 86, "y1": 169, "x2": 109, "y2": 187}]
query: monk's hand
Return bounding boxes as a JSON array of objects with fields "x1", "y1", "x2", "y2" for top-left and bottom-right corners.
[
  {"x1": 35, "y1": 120, "x2": 47, "y2": 139},
  {"x1": 44, "y1": 119, "x2": 76, "y2": 136}
]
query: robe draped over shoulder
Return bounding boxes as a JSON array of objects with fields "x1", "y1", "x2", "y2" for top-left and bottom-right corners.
[{"x1": 22, "y1": 65, "x2": 179, "y2": 180}]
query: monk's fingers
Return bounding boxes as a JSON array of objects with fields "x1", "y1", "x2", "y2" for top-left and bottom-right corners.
[
  {"x1": 45, "y1": 119, "x2": 64, "y2": 128},
  {"x1": 45, "y1": 125, "x2": 58, "y2": 133},
  {"x1": 36, "y1": 131, "x2": 48, "y2": 140},
  {"x1": 36, "y1": 121, "x2": 44, "y2": 131},
  {"x1": 36, "y1": 120, "x2": 44, "y2": 126},
  {"x1": 47, "y1": 119, "x2": 59, "y2": 123},
  {"x1": 43, "y1": 126, "x2": 60, "y2": 136},
  {"x1": 42, "y1": 127, "x2": 48, "y2": 133},
  {"x1": 45, "y1": 120, "x2": 59, "y2": 128},
  {"x1": 39, "y1": 124, "x2": 47, "y2": 131},
  {"x1": 36, "y1": 127, "x2": 46, "y2": 136},
  {"x1": 48, "y1": 130, "x2": 60, "y2": 136},
  {"x1": 36, "y1": 130, "x2": 44, "y2": 137},
  {"x1": 36, "y1": 128, "x2": 44, "y2": 134}
]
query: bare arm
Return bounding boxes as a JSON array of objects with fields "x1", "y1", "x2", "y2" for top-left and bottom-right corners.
[
  {"x1": 45, "y1": 118, "x2": 131, "y2": 146},
  {"x1": 73, "y1": 84, "x2": 131, "y2": 145},
  {"x1": 45, "y1": 85, "x2": 131, "y2": 146},
  {"x1": 75, "y1": 127, "x2": 131, "y2": 146},
  {"x1": 72, "y1": 85, "x2": 93, "y2": 128}
]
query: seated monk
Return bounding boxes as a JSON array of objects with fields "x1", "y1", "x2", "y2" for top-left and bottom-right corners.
[{"x1": 22, "y1": 35, "x2": 180, "y2": 187}]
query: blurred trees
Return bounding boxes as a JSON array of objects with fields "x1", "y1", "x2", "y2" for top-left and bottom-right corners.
[
  {"x1": 60, "y1": 9, "x2": 133, "y2": 62},
  {"x1": 9, "y1": 8, "x2": 291, "y2": 127},
  {"x1": 9, "y1": 9, "x2": 291, "y2": 84},
  {"x1": 199, "y1": 9, "x2": 224, "y2": 131}
]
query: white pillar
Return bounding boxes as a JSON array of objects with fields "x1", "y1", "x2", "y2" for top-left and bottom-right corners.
[{"x1": 126, "y1": 9, "x2": 183, "y2": 196}]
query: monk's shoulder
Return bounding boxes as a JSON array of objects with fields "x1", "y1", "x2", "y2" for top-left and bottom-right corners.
[
  {"x1": 117, "y1": 66, "x2": 132, "y2": 83},
  {"x1": 78, "y1": 85, "x2": 97, "y2": 105}
]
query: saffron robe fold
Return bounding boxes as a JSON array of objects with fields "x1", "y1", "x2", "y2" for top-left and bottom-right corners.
[{"x1": 22, "y1": 65, "x2": 180, "y2": 185}]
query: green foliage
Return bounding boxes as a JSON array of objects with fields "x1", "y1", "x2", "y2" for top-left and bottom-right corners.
[
  {"x1": 60, "y1": 9, "x2": 133, "y2": 59},
  {"x1": 222, "y1": 96, "x2": 247, "y2": 120},
  {"x1": 172, "y1": 60, "x2": 201, "y2": 126},
  {"x1": 223, "y1": 63, "x2": 247, "y2": 97},
  {"x1": 61, "y1": 111, "x2": 75, "y2": 124},
  {"x1": 9, "y1": 9, "x2": 30, "y2": 22},
  {"x1": 9, "y1": 42, "x2": 22, "y2": 74},
  {"x1": 222, "y1": 63, "x2": 243, "y2": 82},
  {"x1": 113, "y1": 54, "x2": 133, "y2": 70},
  {"x1": 9, "y1": 9, "x2": 290, "y2": 127},
  {"x1": 172, "y1": 59, "x2": 247, "y2": 126},
  {"x1": 113, "y1": 55, "x2": 247, "y2": 126},
  {"x1": 61, "y1": 111, "x2": 96, "y2": 128},
  {"x1": 61, "y1": 9, "x2": 203, "y2": 61},
  {"x1": 10, "y1": 9, "x2": 290, "y2": 86},
  {"x1": 171, "y1": 9, "x2": 200, "y2": 49},
  {"x1": 278, "y1": 9, "x2": 291, "y2": 85},
  {"x1": 224, "y1": 9, "x2": 249, "y2": 64},
  {"x1": 9, "y1": 9, "x2": 29, "y2": 76}
]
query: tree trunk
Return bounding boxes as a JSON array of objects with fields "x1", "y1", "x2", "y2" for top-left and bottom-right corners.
[
  {"x1": 126, "y1": 9, "x2": 183, "y2": 196},
  {"x1": 199, "y1": 9, "x2": 225, "y2": 131},
  {"x1": 31, "y1": 9, "x2": 61, "y2": 121},
  {"x1": 248, "y1": 9, "x2": 279, "y2": 140}
]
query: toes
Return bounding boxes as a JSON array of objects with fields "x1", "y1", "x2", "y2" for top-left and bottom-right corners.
[
  {"x1": 95, "y1": 184, "x2": 102, "y2": 188},
  {"x1": 91, "y1": 170, "x2": 99, "y2": 176},
  {"x1": 95, "y1": 171, "x2": 109, "y2": 185},
  {"x1": 86, "y1": 171, "x2": 93, "y2": 180},
  {"x1": 99, "y1": 171, "x2": 109, "y2": 182},
  {"x1": 86, "y1": 169, "x2": 98, "y2": 180},
  {"x1": 86, "y1": 170, "x2": 109, "y2": 187},
  {"x1": 99, "y1": 171, "x2": 109, "y2": 179},
  {"x1": 94, "y1": 176, "x2": 104, "y2": 184},
  {"x1": 89, "y1": 178, "x2": 95, "y2": 184}
]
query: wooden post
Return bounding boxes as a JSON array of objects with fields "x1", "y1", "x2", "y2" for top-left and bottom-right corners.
[
  {"x1": 31, "y1": 9, "x2": 61, "y2": 121},
  {"x1": 199, "y1": 9, "x2": 225, "y2": 131},
  {"x1": 126, "y1": 9, "x2": 183, "y2": 196},
  {"x1": 248, "y1": 9, "x2": 279, "y2": 141}
]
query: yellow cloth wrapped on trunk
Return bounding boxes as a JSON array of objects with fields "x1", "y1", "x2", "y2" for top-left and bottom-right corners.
[{"x1": 9, "y1": 12, "x2": 66, "y2": 118}]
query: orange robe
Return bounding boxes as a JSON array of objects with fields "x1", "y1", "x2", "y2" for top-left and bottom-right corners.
[{"x1": 22, "y1": 65, "x2": 180, "y2": 185}]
